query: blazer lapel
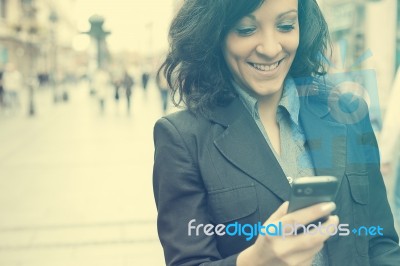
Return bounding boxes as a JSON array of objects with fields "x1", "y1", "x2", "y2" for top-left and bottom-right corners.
[
  {"x1": 298, "y1": 91, "x2": 348, "y2": 262},
  {"x1": 208, "y1": 90, "x2": 348, "y2": 202},
  {"x1": 299, "y1": 95, "x2": 347, "y2": 190},
  {"x1": 210, "y1": 98, "x2": 291, "y2": 201}
]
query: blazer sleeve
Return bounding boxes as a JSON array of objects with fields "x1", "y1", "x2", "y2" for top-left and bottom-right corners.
[
  {"x1": 361, "y1": 112, "x2": 400, "y2": 265},
  {"x1": 153, "y1": 117, "x2": 239, "y2": 266}
]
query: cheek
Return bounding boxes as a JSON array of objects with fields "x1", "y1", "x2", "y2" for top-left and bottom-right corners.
[
  {"x1": 280, "y1": 29, "x2": 300, "y2": 55},
  {"x1": 224, "y1": 48, "x2": 242, "y2": 72},
  {"x1": 224, "y1": 36, "x2": 251, "y2": 63},
  {"x1": 224, "y1": 55, "x2": 243, "y2": 84},
  {"x1": 289, "y1": 30, "x2": 300, "y2": 53},
  {"x1": 223, "y1": 45, "x2": 247, "y2": 84}
]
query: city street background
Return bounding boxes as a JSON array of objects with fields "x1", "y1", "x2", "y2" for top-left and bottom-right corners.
[
  {"x1": 0, "y1": 80, "x2": 169, "y2": 265},
  {"x1": 1, "y1": 0, "x2": 400, "y2": 265}
]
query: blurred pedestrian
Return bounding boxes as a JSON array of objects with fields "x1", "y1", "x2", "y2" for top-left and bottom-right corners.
[
  {"x1": 0, "y1": 71, "x2": 4, "y2": 110},
  {"x1": 113, "y1": 77, "x2": 121, "y2": 103},
  {"x1": 141, "y1": 71, "x2": 150, "y2": 91},
  {"x1": 92, "y1": 68, "x2": 111, "y2": 114},
  {"x1": 380, "y1": 67, "x2": 400, "y2": 226},
  {"x1": 156, "y1": 70, "x2": 169, "y2": 114},
  {"x1": 3, "y1": 63, "x2": 23, "y2": 111},
  {"x1": 122, "y1": 70, "x2": 134, "y2": 113}
]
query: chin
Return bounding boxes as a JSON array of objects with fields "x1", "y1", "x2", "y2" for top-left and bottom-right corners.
[{"x1": 251, "y1": 82, "x2": 284, "y2": 97}]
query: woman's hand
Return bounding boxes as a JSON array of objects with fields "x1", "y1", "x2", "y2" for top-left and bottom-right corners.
[{"x1": 237, "y1": 201, "x2": 338, "y2": 266}]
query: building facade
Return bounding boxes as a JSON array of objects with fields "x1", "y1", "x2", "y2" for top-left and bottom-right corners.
[
  {"x1": 319, "y1": 0, "x2": 397, "y2": 114},
  {"x1": 0, "y1": 0, "x2": 78, "y2": 84}
]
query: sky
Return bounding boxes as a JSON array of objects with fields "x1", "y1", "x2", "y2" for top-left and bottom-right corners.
[{"x1": 73, "y1": 0, "x2": 175, "y2": 54}]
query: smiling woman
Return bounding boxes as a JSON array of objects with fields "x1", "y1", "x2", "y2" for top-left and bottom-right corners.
[{"x1": 153, "y1": 0, "x2": 400, "y2": 265}]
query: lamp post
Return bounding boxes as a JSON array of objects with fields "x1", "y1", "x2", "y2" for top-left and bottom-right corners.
[
  {"x1": 21, "y1": 0, "x2": 37, "y2": 116},
  {"x1": 49, "y1": 9, "x2": 58, "y2": 102},
  {"x1": 83, "y1": 15, "x2": 110, "y2": 69}
]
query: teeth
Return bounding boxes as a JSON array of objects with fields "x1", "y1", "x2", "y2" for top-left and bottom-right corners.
[{"x1": 252, "y1": 61, "x2": 280, "y2": 71}]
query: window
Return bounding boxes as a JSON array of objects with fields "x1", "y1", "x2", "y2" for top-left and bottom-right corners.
[{"x1": 0, "y1": 0, "x2": 6, "y2": 19}]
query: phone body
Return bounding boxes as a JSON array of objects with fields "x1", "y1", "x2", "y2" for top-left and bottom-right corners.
[{"x1": 288, "y1": 176, "x2": 339, "y2": 226}]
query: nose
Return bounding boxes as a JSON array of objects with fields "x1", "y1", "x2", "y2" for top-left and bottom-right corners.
[{"x1": 255, "y1": 30, "x2": 282, "y2": 58}]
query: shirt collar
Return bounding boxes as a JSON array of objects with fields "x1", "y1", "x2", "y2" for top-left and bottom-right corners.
[
  {"x1": 279, "y1": 77, "x2": 300, "y2": 125},
  {"x1": 233, "y1": 82, "x2": 259, "y2": 119},
  {"x1": 234, "y1": 77, "x2": 300, "y2": 125}
]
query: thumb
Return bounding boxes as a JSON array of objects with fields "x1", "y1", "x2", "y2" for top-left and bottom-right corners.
[{"x1": 266, "y1": 201, "x2": 289, "y2": 224}]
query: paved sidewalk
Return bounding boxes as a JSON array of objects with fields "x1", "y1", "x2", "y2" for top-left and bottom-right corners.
[{"x1": 0, "y1": 81, "x2": 168, "y2": 265}]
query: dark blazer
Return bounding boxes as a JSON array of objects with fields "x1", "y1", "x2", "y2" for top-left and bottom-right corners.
[{"x1": 153, "y1": 89, "x2": 400, "y2": 266}]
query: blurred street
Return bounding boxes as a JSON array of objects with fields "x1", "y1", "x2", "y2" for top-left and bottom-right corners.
[
  {"x1": 0, "y1": 80, "x2": 168, "y2": 265},
  {"x1": 1, "y1": 0, "x2": 400, "y2": 265}
]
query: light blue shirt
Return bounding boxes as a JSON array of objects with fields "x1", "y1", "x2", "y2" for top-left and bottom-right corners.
[
  {"x1": 234, "y1": 78, "x2": 315, "y2": 180},
  {"x1": 234, "y1": 78, "x2": 329, "y2": 266}
]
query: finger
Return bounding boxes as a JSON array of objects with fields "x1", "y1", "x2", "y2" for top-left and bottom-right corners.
[
  {"x1": 257, "y1": 215, "x2": 338, "y2": 266},
  {"x1": 262, "y1": 231, "x2": 325, "y2": 266},
  {"x1": 266, "y1": 201, "x2": 289, "y2": 223},
  {"x1": 292, "y1": 215, "x2": 339, "y2": 247},
  {"x1": 282, "y1": 202, "x2": 336, "y2": 226},
  {"x1": 270, "y1": 216, "x2": 338, "y2": 265},
  {"x1": 288, "y1": 219, "x2": 338, "y2": 266},
  {"x1": 277, "y1": 215, "x2": 339, "y2": 250}
]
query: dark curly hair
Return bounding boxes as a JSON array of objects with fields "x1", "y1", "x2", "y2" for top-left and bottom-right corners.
[{"x1": 159, "y1": 0, "x2": 331, "y2": 114}]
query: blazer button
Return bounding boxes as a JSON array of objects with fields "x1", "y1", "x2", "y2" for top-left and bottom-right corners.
[{"x1": 287, "y1": 176, "x2": 293, "y2": 185}]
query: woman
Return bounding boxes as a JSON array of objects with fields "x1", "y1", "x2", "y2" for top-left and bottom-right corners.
[{"x1": 153, "y1": 0, "x2": 400, "y2": 265}]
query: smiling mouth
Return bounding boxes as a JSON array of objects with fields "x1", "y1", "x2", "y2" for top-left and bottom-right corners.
[{"x1": 248, "y1": 59, "x2": 284, "y2": 72}]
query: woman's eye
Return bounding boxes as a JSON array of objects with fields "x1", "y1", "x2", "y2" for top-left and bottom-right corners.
[
  {"x1": 278, "y1": 24, "x2": 295, "y2": 32},
  {"x1": 235, "y1": 27, "x2": 256, "y2": 36}
]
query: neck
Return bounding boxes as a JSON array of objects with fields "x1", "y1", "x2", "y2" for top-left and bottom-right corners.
[{"x1": 257, "y1": 88, "x2": 283, "y2": 122}]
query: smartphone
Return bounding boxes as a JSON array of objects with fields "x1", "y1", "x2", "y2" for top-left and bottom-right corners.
[{"x1": 288, "y1": 176, "x2": 339, "y2": 226}]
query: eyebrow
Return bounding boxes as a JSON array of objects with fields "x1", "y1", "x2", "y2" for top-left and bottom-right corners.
[
  {"x1": 244, "y1": 9, "x2": 298, "y2": 20},
  {"x1": 277, "y1": 9, "x2": 298, "y2": 19}
]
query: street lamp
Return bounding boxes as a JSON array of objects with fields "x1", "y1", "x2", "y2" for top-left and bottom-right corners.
[
  {"x1": 49, "y1": 9, "x2": 58, "y2": 103},
  {"x1": 21, "y1": 0, "x2": 37, "y2": 116},
  {"x1": 83, "y1": 15, "x2": 111, "y2": 69}
]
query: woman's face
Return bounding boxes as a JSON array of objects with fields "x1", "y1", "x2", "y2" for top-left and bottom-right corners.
[{"x1": 223, "y1": 0, "x2": 299, "y2": 98}]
